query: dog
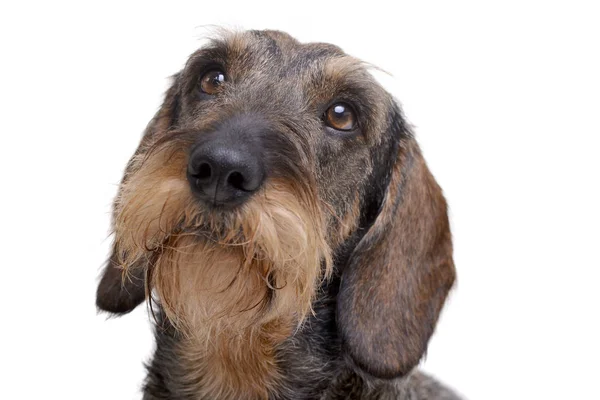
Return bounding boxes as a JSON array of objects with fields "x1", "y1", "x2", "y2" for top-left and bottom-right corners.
[{"x1": 96, "y1": 29, "x2": 460, "y2": 400}]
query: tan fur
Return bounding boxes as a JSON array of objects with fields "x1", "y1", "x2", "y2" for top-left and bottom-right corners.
[
  {"x1": 148, "y1": 183, "x2": 333, "y2": 334},
  {"x1": 176, "y1": 311, "x2": 291, "y2": 399},
  {"x1": 338, "y1": 193, "x2": 361, "y2": 242},
  {"x1": 324, "y1": 192, "x2": 362, "y2": 249},
  {"x1": 111, "y1": 134, "x2": 332, "y2": 398}
]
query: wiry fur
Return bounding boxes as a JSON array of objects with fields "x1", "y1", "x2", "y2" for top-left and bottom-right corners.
[
  {"x1": 113, "y1": 132, "x2": 332, "y2": 398},
  {"x1": 96, "y1": 29, "x2": 461, "y2": 400},
  {"x1": 114, "y1": 137, "x2": 331, "y2": 333}
]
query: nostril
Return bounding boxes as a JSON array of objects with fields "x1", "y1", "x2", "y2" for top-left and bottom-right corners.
[
  {"x1": 187, "y1": 143, "x2": 264, "y2": 205},
  {"x1": 227, "y1": 171, "x2": 245, "y2": 191},
  {"x1": 196, "y1": 162, "x2": 212, "y2": 180}
]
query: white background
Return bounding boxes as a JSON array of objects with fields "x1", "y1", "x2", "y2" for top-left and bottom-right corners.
[{"x1": 1, "y1": 1, "x2": 599, "y2": 399}]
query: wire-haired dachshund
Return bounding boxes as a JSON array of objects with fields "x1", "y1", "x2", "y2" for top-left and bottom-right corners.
[{"x1": 96, "y1": 29, "x2": 461, "y2": 400}]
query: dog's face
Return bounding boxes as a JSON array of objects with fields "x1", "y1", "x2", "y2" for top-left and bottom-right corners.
[{"x1": 97, "y1": 30, "x2": 455, "y2": 379}]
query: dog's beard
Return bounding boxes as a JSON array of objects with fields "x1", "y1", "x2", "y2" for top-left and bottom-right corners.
[{"x1": 112, "y1": 143, "x2": 332, "y2": 337}]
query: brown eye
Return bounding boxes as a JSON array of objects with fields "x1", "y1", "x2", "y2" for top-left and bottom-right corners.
[
  {"x1": 199, "y1": 69, "x2": 225, "y2": 95},
  {"x1": 325, "y1": 103, "x2": 356, "y2": 131}
]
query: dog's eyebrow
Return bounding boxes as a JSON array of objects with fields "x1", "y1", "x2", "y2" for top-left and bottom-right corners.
[
  {"x1": 321, "y1": 56, "x2": 372, "y2": 85},
  {"x1": 179, "y1": 43, "x2": 231, "y2": 94},
  {"x1": 316, "y1": 56, "x2": 388, "y2": 134},
  {"x1": 185, "y1": 44, "x2": 229, "y2": 70}
]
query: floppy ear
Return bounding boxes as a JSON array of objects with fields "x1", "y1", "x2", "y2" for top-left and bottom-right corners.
[
  {"x1": 96, "y1": 249, "x2": 148, "y2": 315},
  {"x1": 337, "y1": 121, "x2": 455, "y2": 378},
  {"x1": 96, "y1": 75, "x2": 180, "y2": 315}
]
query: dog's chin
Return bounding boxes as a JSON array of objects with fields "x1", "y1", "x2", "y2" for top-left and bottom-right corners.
[
  {"x1": 113, "y1": 177, "x2": 333, "y2": 338},
  {"x1": 147, "y1": 232, "x2": 314, "y2": 339}
]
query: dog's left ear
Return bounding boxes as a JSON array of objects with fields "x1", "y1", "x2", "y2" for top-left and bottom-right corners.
[
  {"x1": 337, "y1": 115, "x2": 455, "y2": 379},
  {"x1": 96, "y1": 249, "x2": 147, "y2": 315},
  {"x1": 96, "y1": 75, "x2": 181, "y2": 315}
]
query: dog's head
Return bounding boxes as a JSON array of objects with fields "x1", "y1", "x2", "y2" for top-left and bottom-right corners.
[{"x1": 96, "y1": 30, "x2": 455, "y2": 379}]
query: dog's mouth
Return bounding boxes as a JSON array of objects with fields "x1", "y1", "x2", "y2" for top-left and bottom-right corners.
[
  {"x1": 113, "y1": 164, "x2": 333, "y2": 334},
  {"x1": 174, "y1": 221, "x2": 245, "y2": 247}
]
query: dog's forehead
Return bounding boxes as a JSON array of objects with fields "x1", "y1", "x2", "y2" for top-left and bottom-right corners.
[
  {"x1": 188, "y1": 30, "x2": 374, "y2": 87},
  {"x1": 247, "y1": 30, "x2": 347, "y2": 69},
  {"x1": 180, "y1": 30, "x2": 391, "y2": 143}
]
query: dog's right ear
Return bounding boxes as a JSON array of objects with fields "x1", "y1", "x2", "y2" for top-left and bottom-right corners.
[{"x1": 96, "y1": 75, "x2": 181, "y2": 315}]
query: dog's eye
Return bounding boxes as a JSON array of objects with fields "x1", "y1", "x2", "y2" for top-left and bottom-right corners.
[
  {"x1": 324, "y1": 103, "x2": 356, "y2": 131},
  {"x1": 199, "y1": 70, "x2": 226, "y2": 95}
]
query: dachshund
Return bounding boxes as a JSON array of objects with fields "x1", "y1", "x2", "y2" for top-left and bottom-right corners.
[{"x1": 96, "y1": 29, "x2": 460, "y2": 400}]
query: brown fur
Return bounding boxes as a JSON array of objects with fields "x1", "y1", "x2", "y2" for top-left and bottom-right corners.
[{"x1": 337, "y1": 140, "x2": 455, "y2": 378}]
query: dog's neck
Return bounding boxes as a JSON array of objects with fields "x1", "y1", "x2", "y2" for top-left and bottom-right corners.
[
  {"x1": 172, "y1": 315, "x2": 293, "y2": 400},
  {"x1": 150, "y1": 236, "x2": 318, "y2": 399}
]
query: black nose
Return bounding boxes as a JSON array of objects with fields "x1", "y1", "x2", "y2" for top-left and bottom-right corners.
[{"x1": 187, "y1": 143, "x2": 265, "y2": 207}]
